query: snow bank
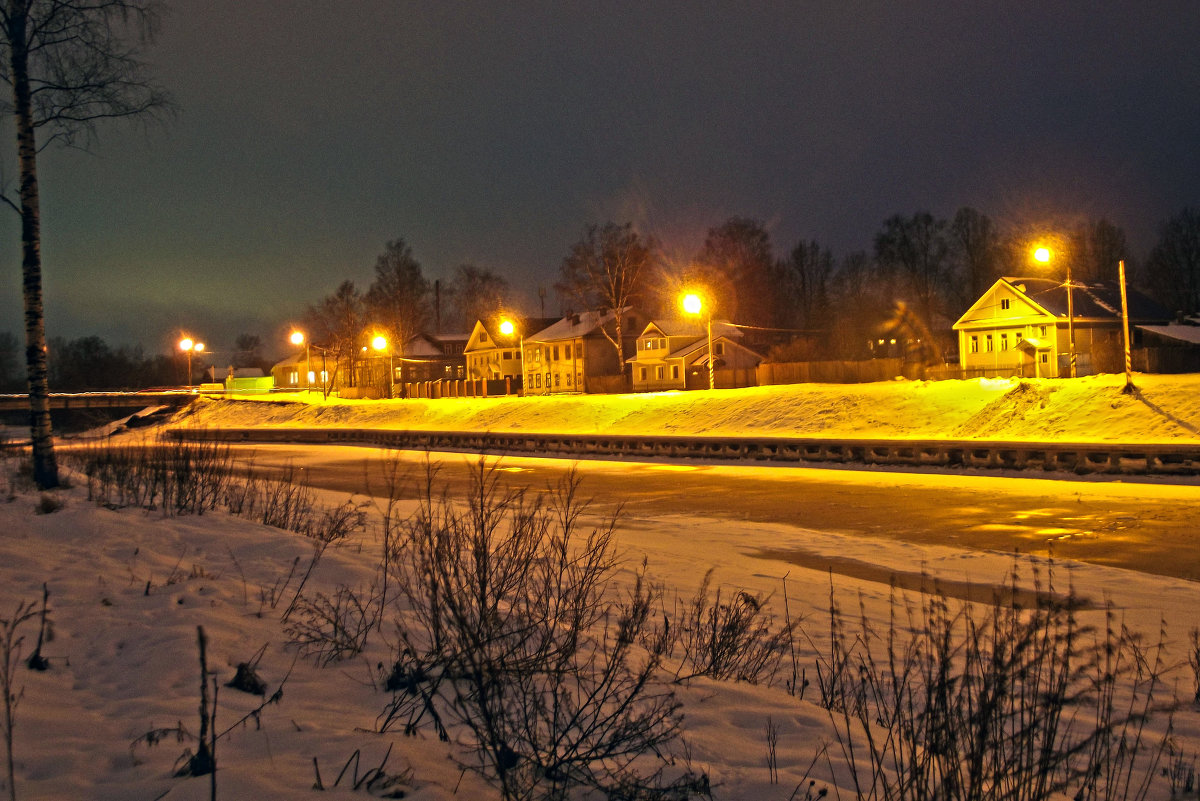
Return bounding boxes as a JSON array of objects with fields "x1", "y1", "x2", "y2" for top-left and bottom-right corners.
[{"x1": 172, "y1": 373, "x2": 1200, "y2": 443}]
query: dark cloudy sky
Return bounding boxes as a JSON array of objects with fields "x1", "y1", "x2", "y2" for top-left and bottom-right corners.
[{"x1": 2, "y1": 1, "x2": 1197, "y2": 356}]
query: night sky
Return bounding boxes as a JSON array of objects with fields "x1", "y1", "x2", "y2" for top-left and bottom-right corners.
[{"x1": 2, "y1": 1, "x2": 1197, "y2": 358}]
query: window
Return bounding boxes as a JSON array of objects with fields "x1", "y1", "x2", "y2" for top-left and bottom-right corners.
[
  {"x1": 1040, "y1": 353, "x2": 1049, "y2": 364},
  {"x1": 575, "y1": 343, "x2": 583, "y2": 359},
  {"x1": 714, "y1": 342, "x2": 725, "y2": 356},
  {"x1": 672, "y1": 365, "x2": 680, "y2": 380},
  {"x1": 288, "y1": 370, "x2": 298, "y2": 385},
  {"x1": 656, "y1": 366, "x2": 664, "y2": 380},
  {"x1": 986, "y1": 335, "x2": 994, "y2": 352},
  {"x1": 1001, "y1": 298, "x2": 1011, "y2": 310},
  {"x1": 1000, "y1": 334, "x2": 1009, "y2": 351},
  {"x1": 970, "y1": 335, "x2": 979, "y2": 353},
  {"x1": 552, "y1": 346, "x2": 559, "y2": 361},
  {"x1": 640, "y1": 367, "x2": 647, "y2": 380},
  {"x1": 566, "y1": 372, "x2": 572, "y2": 386},
  {"x1": 480, "y1": 331, "x2": 488, "y2": 343},
  {"x1": 535, "y1": 374, "x2": 541, "y2": 388},
  {"x1": 554, "y1": 373, "x2": 560, "y2": 386},
  {"x1": 1040, "y1": 326, "x2": 1047, "y2": 337}
]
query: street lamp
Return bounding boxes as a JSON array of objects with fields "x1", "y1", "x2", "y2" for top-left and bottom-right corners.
[
  {"x1": 499, "y1": 318, "x2": 524, "y2": 390},
  {"x1": 179, "y1": 337, "x2": 205, "y2": 390},
  {"x1": 1034, "y1": 245, "x2": 1076, "y2": 378},
  {"x1": 289, "y1": 330, "x2": 333, "y2": 400},
  {"x1": 371, "y1": 334, "x2": 392, "y2": 398},
  {"x1": 681, "y1": 292, "x2": 714, "y2": 390}
]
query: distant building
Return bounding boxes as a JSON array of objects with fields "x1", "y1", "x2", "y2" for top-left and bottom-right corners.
[
  {"x1": 400, "y1": 332, "x2": 469, "y2": 383},
  {"x1": 954, "y1": 277, "x2": 1171, "y2": 378},
  {"x1": 464, "y1": 317, "x2": 558, "y2": 383},
  {"x1": 628, "y1": 319, "x2": 762, "y2": 391},
  {"x1": 522, "y1": 308, "x2": 644, "y2": 394}
]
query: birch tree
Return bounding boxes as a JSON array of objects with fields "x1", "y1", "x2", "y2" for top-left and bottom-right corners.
[
  {"x1": 0, "y1": 0, "x2": 169, "y2": 488},
  {"x1": 556, "y1": 222, "x2": 656, "y2": 366}
]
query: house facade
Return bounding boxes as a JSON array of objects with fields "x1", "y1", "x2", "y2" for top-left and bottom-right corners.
[
  {"x1": 628, "y1": 319, "x2": 763, "y2": 391},
  {"x1": 522, "y1": 308, "x2": 643, "y2": 395},
  {"x1": 954, "y1": 277, "x2": 1170, "y2": 378},
  {"x1": 463, "y1": 317, "x2": 558, "y2": 383},
  {"x1": 401, "y1": 332, "x2": 469, "y2": 383}
]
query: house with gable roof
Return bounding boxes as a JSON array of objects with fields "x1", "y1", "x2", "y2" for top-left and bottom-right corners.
[
  {"x1": 463, "y1": 317, "x2": 558, "y2": 383},
  {"x1": 953, "y1": 277, "x2": 1171, "y2": 378},
  {"x1": 522, "y1": 308, "x2": 644, "y2": 395},
  {"x1": 628, "y1": 319, "x2": 763, "y2": 391}
]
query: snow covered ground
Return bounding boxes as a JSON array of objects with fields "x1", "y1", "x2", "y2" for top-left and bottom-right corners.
[
  {"x1": 174, "y1": 373, "x2": 1200, "y2": 444},
  {"x1": 3, "y1": 376, "x2": 1200, "y2": 800}
]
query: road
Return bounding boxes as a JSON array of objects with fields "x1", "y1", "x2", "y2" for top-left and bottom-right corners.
[{"x1": 223, "y1": 443, "x2": 1200, "y2": 584}]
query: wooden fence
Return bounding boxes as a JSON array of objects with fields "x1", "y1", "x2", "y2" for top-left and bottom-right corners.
[{"x1": 757, "y1": 358, "x2": 905, "y2": 385}]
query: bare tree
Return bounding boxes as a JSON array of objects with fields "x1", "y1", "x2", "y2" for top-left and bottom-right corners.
[
  {"x1": 447, "y1": 263, "x2": 510, "y2": 331},
  {"x1": 365, "y1": 239, "x2": 431, "y2": 358},
  {"x1": 777, "y1": 239, "x2": 835, "y2": 331},
  {"x1": 556, "y1": 222, "x2": 656, "y2": 366},
  {"x1": 1144, "y1": 208, "x2": 1200, "y2": 316},
  {"x1": 874, "y1": 212, "x2": 952, "y2": 326},
  {"x1": 302, "y1": 280, "x2": 365, "y2": 388},
  {"x1": 695, "y1": 216, "x2": 777, "y2": 326},
  {"x1": 949, "y1": 207, "x2": 1001, "y2": 307},
  {"x1": 0, "y1": 0, "x2": 169, "y2": 489},
  {"x1": 1068, "y1": 218, "x2": 1128, "y2": 284}
]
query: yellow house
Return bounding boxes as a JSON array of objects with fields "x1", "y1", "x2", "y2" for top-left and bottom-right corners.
[
  {"x1": 954, "y1": 277, "x2": 1170, "y2": 378},
  {"x1": 628, "y1": 319, "x2": 762, "y2": 391}
]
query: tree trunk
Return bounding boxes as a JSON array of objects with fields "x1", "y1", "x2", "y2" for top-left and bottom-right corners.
[{"x1": 8, "y1": 7, "x2": 59, "y2": 489}]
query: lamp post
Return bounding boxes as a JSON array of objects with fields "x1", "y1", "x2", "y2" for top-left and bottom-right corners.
[
  {"x1": 371, "y1": 334, "x2": 392, "y2": 398},
  {"x1": 499, "y1": 318, "x2": 523, "y2": 393},
  {"x1": 289, "y1": 330, "x2": 311, "y2": 389},
  {"x1": 179, "y1": 337, "x2": 205, "y2": 390},
  {"x1": 682, "y1": 292, "x2": 714, "y2": 390},
  {"x1": 1035, "y1": 246, "x2": 1075, "y2": 378}
]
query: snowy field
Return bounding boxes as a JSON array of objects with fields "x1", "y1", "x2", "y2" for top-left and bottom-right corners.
[{"x1": 3, "y1": 375, "x2": 1200, "y2": 800}]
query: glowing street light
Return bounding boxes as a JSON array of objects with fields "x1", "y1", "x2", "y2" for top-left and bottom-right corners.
[
  {"x1": 498, "y1": 317, "x2": 524, "y2": 391},
  {"x1": 370, "y1": 334, "x2": 393, "y2": 398},
  {"x1": 1033, "y1": 244, "x2": 1076, "y2": 378},
  {"x1": 681, "y1": 292, "x2": 714, "y2": 390},
  {"x1": 179, "y1": 337, "x2": 204, "y2": 389}
]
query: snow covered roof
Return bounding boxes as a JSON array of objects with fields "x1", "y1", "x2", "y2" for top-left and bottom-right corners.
[
  {"x1": 1138, "y1": 324, "x2": 1200, "y2": 345},
  {"x1": 1002, "y1": 277, "x2": 1170, "y2": 322},
  {"x1": 527, "y1": 308, "x2": 643, "y2": 343},
  {"x1": 643, "y1": 319, "x2": 742, "y2": 340}
]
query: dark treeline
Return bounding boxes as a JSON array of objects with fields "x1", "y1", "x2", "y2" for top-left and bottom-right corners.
[
  {"x1": 305, "y1": 206, "x2": 1200, "y2": 367},
  {"x1": 6, "y1": 206, "x2": 1197, "y2": 393},
  {"x1": 0, "y1": 332, "x2": 273, "y2": 392}
]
